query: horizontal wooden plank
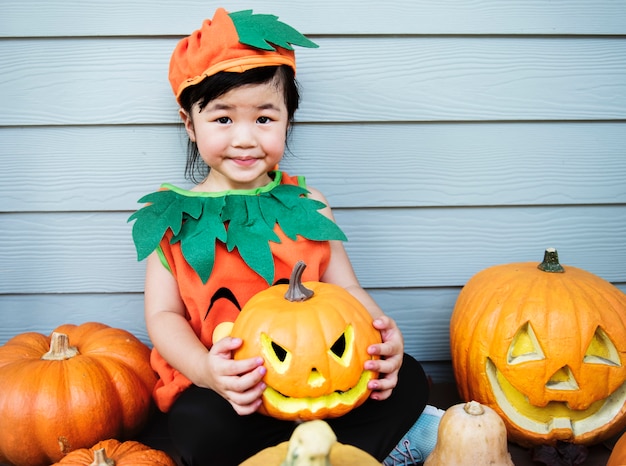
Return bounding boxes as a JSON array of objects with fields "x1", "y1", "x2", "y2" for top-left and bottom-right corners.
[
  {"x1": 341, "y1": 206, "x2": 626, "y2": 288},
  {"x1": 0, "y1": 288, "x2": 461, "y2": 362},
  {"x1": 0, "y1": 288, "x2": 455, "y2": 382},
  {"x1": 1, "y1": 207, "x2": 624, "y2": 293},
  {"x1": 3, "y1": 37, "x2": 626, "y2": 126},
  {"x1": 2, "y1": 284, "x2": 625, "y2": 382},
  {"x1": 2, "y1": 0, "x2": 625, "y2": 37},
  {"x1": 0, "y1": 294, "x2": 150, "y2": 346},
  {"x1": 2, "y1": 122, "x2": 625, "y2": 212}
]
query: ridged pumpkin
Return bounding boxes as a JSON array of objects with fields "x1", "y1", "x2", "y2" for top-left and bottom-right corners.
[
  {"x1": 0, "y1": 322, "x2": 158, "y2": 466},
  {"x1": 50, "y1": 439, "x2": 176, "y2": 466},
  {"x1": 608, "y1": 431, "x2": 626, "y2": 466},
  {"x1": 231, "y1": 261, "x2": 382, "y2": 421},
  {"x1": 450, "y1": 249, "x2": 626, "y2": 447}
]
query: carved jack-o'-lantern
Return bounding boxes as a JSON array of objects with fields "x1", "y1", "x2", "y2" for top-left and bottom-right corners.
[
  {"x1": 450, "y1": 249, "x2": 626, "y2": 446},
  {"x1": 231, "y1": 261, "x2": 382, "y2": 421}
]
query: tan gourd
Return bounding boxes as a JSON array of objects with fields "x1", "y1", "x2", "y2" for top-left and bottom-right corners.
[
  {"x1": 281, "y1": 420, "x2": 336, "y2": 466},
  {"x1": 425, "y1": 401, "x2": 514, "y2": 466},
  {"x1": 240, "y1": 420, "x2": 380, "y2": 466}
]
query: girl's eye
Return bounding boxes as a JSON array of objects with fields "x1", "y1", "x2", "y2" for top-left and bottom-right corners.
[
  {"x1": 257, "y1": 116, "x2": 271, "y2": 124},
  {"x1": 216, "y1": 117, "x2": 231, "y2": 124}
]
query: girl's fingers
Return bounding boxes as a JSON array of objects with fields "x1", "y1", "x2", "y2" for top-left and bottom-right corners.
[{"x1": 227, "y1": 375, "x2": 267, "y2": 414}]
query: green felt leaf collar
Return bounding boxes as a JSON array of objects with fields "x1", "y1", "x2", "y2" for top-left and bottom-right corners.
[{"x1": 128, "y1": 173, "x2": 346, "y2": 284}]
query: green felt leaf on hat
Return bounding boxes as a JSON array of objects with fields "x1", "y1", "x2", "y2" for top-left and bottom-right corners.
[{"x1": 229, "y1": 9, "x2": 318, "y2": 51}]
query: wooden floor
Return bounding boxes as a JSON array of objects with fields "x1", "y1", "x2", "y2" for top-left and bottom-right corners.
[{"x1": 135, "y1": 383, "x2": 622, "y2": 466}]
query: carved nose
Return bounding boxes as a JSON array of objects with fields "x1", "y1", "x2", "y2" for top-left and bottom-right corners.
[
  {"x1": 307, "y1": 368, "x2": 326, "y2": 388},
  {"x1": 546, "y1": 365, "x2": 579, "y2": 391}
]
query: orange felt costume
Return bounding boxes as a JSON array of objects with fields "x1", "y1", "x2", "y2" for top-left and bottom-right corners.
[
  {"x1": 129, "y1": 8, "x2": 326, "y2": 412},
  {"x1": 130, "y1": 172, "x2": 346, "y2": 411}
]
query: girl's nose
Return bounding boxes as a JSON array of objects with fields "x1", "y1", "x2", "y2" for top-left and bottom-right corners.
[{"x1": 231, "y1": 123, "x2": 257, "y2": 148}]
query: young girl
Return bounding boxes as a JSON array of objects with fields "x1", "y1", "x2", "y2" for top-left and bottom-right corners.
[{"x1": 130, "y1": 8, "x2": 442, "y2": 466}]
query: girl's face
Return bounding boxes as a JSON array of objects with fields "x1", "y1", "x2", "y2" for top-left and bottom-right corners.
[{"x1": 181, "y1": 79, "x2": 289, "y2": 192}]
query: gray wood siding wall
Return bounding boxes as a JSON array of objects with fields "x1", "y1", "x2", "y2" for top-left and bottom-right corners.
[{"x1": 2, "y1": 0, "x2": 625, "y2": 382}]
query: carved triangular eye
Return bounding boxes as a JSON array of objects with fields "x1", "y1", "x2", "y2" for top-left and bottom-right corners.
[
  {"x1": 261, "y1": 333, "x2": 292, "y2": 374},
  {"x1": 508, "y1": 322, "x2": 545, "y2": 364},
  {"x1": 328, "y1": 325, "x2": 354, "y2": 367},
  {"x1": 330, "y1": 333, "x2": 346, "y2": 358},
  {"x1": 584, "y1": 327, "x2": 621, "y2": 366},
  {"x1": 272, "y1": 341, "x2": 288, "y2": 362}
]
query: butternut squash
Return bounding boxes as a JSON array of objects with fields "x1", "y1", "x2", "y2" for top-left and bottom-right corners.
[{"x1": 425, "y1": 401, "x2": 514, "y2": 465}]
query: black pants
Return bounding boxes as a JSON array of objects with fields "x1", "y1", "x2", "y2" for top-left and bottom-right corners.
[{"x1": 168, "y1": 354, "x2": 429, "y2": 466}]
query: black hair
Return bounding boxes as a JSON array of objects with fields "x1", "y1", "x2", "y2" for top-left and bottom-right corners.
[{"x1": 178, "y1": 65, "x2": 300, "y2": 183}]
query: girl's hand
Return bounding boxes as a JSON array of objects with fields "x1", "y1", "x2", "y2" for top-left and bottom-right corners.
[
  {"x1": 202, "y1": 336, "x2": 267, "y2": 415},
  {"x1": 364, "y1": 315, "x2": 404, "y2": 401}
]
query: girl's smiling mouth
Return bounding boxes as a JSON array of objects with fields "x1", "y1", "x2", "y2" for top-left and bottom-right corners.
[{"x1": 230, "y1": 157, "x2": 260, "y2": 166}]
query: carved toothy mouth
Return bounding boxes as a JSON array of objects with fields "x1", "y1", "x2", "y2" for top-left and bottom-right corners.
[
  {"x1": 486, "y1": 359, "x2": 626, "y2": 437},
  {"x1": 262, "y1": 369, "x2": 374, "y2": 418}
]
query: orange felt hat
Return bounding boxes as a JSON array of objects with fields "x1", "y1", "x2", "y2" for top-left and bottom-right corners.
[{"x1": 169, "y1": 8, "x2": 318, "y2": 102}]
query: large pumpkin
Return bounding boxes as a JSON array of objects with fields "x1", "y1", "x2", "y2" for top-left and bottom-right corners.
[
  {"x1": 0, "y1": 322, "x2": 158, "y2": 466},
  {"x1": 50, "y1": 439, "x2": 176, "y2": 466},
  {"x1": 231, "y1": 261, "x2": 382, "y2": 421},
  {"x1": 450, "y1": 249, "x2": 626, "y2": 447}
]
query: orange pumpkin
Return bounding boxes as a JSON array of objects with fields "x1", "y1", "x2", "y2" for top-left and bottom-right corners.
[
  {"x1": 50, "y1": 439, "x2": 176, "y2": 466},
  {"x1": 0, "y1": 322, "x2": 158, "y2": 466},
  {"x1": 608, "y1": 431, "x2": 626, "y2": 466},
  {"x1": 231, "y1": 261, "x2": 382, "y2": 421},
  {"x1": 450, "y1": 249, "x2": 626, "y2": 447}
]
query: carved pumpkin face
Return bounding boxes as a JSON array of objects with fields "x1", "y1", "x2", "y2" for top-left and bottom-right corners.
[
  {"x1": 231, "y1": 262, "x2": 381, "y2": 421},
  {"x1": 450, "y1": 249, "x2": 626, "y2": 446}
]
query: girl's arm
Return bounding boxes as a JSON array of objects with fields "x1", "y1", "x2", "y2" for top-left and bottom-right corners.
[
  {"x1": 307, "y1": 186, "x2": 404, "y2": 401},
  {"x1": 144, "y1": 252, "x2": 266, "y2": 414}
]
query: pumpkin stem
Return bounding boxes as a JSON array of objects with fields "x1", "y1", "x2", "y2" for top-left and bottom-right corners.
[
  {"x1": 89, "y1": 448, "x2": 115, "y2": 466},
  {"x1": 41, "y1": 332, "x2": 80, "y2": 361},
  {"x1": 464, "y1": 400, "x2": 485, "y2": 416},
  {"x1": 537, "y1": 247, "x2": 565, "y2": 273},
  {"x1": 284, "y1": 261, "x2": 314, "y2": 302}
]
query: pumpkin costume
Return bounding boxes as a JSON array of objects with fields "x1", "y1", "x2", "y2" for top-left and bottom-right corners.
[
  {"x1": 129, "y1": 171, "x2": 346, "y2": 411},
  {"x1": 129, "y1": 7, "x2": 432, "y2": 464}
]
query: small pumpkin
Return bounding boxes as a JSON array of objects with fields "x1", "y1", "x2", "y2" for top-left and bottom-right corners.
[
  {"x1": 608, "y1": 431, "x2": 626, "y2": 466},
  {"x1": 0, "y1": 322, "x2": 158, "y2": 466},
  {"x1": 231, "y1": 261, "x2": 382, "y2": 421},
  {"x1": 450, "y1": 248, "x2": 626, "y2": 447},
  {"x1": 424, "y1": 401, "x2": 514, "y2": 466},
  {"x1": 240, "y1": 420, "x2": 380, "y2": 466},
  {"x1": 50, "y1": 439, "x2": 177, "y2": 466}
]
